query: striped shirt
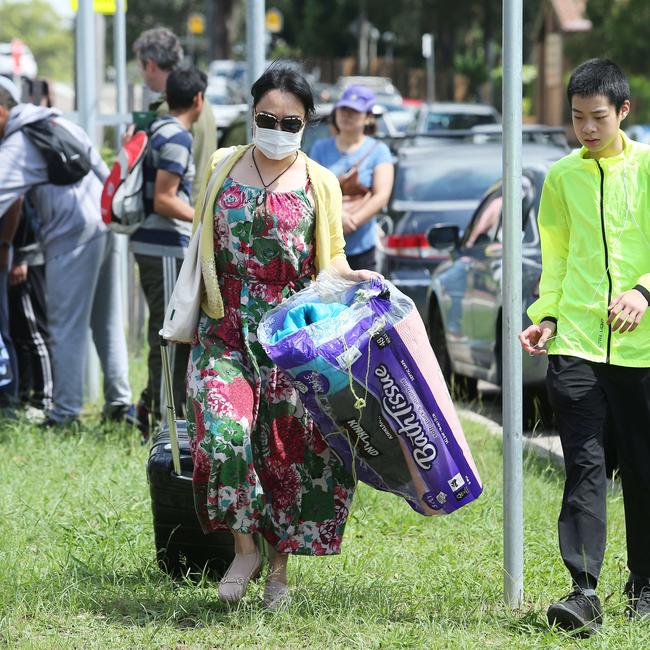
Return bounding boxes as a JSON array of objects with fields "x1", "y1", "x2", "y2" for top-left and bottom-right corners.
[{"x1": 130, "y1": 115, "x2": 194, "y2": 258}]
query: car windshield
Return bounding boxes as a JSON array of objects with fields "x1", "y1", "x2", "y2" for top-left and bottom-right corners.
[
  {"x1": 395, "y1": 156, "x2": 501, "y2": 202},
  {"x1": 425, "y1": 112, "x2": 496, "y2": 131}
]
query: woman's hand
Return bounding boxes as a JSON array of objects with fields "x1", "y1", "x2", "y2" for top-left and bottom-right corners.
[
  {"x1": 518, "y1": 319, "x2": 556, "y2": 355},
  {"x1": 344, "y1": 268, "x2": 383, "y2": 283},
  {"x1": 342, "y1": 212, "x2": 358, "y2": 235}
]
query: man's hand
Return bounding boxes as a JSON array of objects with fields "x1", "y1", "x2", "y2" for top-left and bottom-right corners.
[
  {"x1": 608, "y1": 289, "x2": 648, "y2": 333},
  {"x1": 9, "y1": 263, "x2": 27, "y2": 286},
  {"x1": 519, "y1": 319, "x2": 557, "y2": 355}
]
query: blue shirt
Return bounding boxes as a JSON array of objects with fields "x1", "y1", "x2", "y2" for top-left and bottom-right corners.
[
  {"x1": 130, "y1": 115, "x2": 195, "y2": 259},
  {"x1": 310, "y1": 136, "x2": 392, "y2": 256}
]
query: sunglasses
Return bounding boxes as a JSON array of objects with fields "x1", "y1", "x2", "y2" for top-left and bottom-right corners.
[{"x1": 254, "y1": 111, "x2": 305, "y2": 134}]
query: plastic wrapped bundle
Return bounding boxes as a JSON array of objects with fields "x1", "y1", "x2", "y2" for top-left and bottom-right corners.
[{"x1": 258, "y1": 271, "x2": 483, "y2": 516}]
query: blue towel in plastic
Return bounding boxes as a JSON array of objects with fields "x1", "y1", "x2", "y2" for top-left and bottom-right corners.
[{"x1": 270, "y1": 302, "x2": 347, "y2": 344}]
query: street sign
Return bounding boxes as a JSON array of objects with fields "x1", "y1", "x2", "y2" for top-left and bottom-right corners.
[
  {"x1": 421, "y1": 33, "x2": 432, "y2": 59},
  {"x1": 70, "y1": 0, "x2": 127, "y2": 14},
  {"x1": 266, "y1": 8, "x2": 284, "y2": 34},
  {"x1": 188, "y1": 13, "x2": 205, "y2": 35}
]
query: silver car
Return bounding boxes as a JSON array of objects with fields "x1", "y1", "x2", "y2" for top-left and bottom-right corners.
[{"x1": 426, "y1": 164, "x2": 552, "y2": 398}]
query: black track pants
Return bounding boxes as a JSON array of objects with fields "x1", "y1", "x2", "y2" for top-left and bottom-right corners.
[{"x1": 547, "y1": 355, "x2": 650, "y2": 589}]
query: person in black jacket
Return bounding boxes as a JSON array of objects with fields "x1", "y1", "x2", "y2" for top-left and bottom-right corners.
[{"x1": 8, "y1": 195, "x2": 52, "y2": 419}]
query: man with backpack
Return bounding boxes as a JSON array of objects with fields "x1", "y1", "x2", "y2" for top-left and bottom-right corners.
[
  {"x1": 128, "y1": 67, "x2": 206, "y2": 437},
  {"x1": 0, "y1": 79, "x2": 132, "y2": 427}
]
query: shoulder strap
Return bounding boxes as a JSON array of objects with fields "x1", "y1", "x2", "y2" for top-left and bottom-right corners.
[{"x1": 350, "y1": 140, "x2": 380, "y2": 170}]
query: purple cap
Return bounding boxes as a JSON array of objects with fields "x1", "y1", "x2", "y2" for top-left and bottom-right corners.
[{"x1": 336, "y1": 85, "x2": 376, "y2": 113}]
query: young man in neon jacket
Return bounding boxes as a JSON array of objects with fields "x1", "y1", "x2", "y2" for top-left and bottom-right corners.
[{"x1": 520, "y1": 59, "x2": 650, "y2": 635}]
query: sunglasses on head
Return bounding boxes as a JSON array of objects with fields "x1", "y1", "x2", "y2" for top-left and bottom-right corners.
[{"x1": 254, "y1": 111, "x2": 305, "y2": 134}]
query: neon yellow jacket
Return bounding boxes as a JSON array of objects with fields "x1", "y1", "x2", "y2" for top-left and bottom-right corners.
[
  {"x1": 193, "y1": 144, "x2": 346, "y2": 320},
  {"x1": 528, "y1": 131, "x2": 650, "y2": 367}
]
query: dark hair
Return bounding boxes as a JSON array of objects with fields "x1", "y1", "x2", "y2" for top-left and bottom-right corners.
[
  {"x1": 166, "y1": 67, "x2": 207, "y2": 111},
  {"x1": 133, "y1": 27, "x2": 183, "y2": 71},
  {"x1": 251, "y1": 62, "x2": 315, "y2": 120},
  {"x1": 567, "y1": 58, "x2": 630, "y2": 112}
]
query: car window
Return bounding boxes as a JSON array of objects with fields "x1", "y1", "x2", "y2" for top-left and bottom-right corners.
[
  {"x1": 465, "y1": 193, "x2": 503, "y2": 247},
  {"x1": 395, "y1": 158, "x2": 501, "y2": 202},
  {"x1": 465, "y1": 177, "x2": 539, "y2": 248},
  {"x1": 425, "y1": 112, "x2": 496, "y2": 131},
  {"x1": 522, "y1": 176, "x2": 539, "y2": 246}
]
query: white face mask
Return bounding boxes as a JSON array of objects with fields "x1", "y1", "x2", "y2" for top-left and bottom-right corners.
[{"x1": 253, "y1": 126, "x2": 303, "y2": 160}]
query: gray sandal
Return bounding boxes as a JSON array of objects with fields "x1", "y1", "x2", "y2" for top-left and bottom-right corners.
[{"x1": 218, "y1": 549, "x2": 262, "y2": 603}]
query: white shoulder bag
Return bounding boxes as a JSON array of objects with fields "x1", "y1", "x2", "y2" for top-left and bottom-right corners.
[{"x1": 160, "y1": 149, "x2": 236, "y2": 342}]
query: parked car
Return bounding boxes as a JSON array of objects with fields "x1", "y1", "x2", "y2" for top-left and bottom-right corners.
[
  {"x1": 208, "y1": 59, "x2": 247, "y2": 86},
  {"x1": 376, "y1": 104, "x2": 415, "y2": 134},
  {"x1": 425, "y1": 164, "x2": 551, "y2": 399},
  {"x1": 381, "y1": 135, "x2": 567, "y2": 320},
  {"x1": 412, "y1": 102, "x2": 500, "y2": 133},
  {"x1": 205, "y1": 78, "x2": 248, "y2": 142},
  {"x1": 335, "y1": 75, "x2": 403, "y2": 106}
]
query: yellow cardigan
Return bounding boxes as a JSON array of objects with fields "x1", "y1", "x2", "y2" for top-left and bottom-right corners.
[{"x1": 193, "y1": 144, "x2": 346, "y2": 320}]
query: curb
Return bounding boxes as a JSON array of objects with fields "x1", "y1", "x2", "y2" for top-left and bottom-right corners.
[{"x1": 459, "y1": 408, "x2": 564, "y2": 468}]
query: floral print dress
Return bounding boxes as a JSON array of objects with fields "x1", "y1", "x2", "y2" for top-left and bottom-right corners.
[{"x1": 186, "y1": 176, "x2": 355, "y2": 555}]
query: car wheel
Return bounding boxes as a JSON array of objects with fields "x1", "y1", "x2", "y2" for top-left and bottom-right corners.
[{"x1": 429, "y1": 305, "x2": 478, "y2": 401}]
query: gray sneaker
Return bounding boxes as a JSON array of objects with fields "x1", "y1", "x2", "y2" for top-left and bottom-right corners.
[{"x1": 547, "y1": 588, "x2": 603, "y2": 636}]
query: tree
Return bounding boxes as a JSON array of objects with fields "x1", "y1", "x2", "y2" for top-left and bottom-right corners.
[
  {"x1": 0, "y1": 0, "x2": 74, "y2": 81},
  {"x1": 568, "y1": 0, "x2": 650, "y2": 75}
]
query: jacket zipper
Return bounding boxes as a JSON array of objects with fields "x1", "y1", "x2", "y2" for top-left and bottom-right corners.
[{"x1": 596, "y1": 160, "x2": 612, "y2": 363}]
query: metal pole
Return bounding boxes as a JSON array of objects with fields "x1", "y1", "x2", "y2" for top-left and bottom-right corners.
[
  {"x1": 502, "y1": 0, "x2": 524, "y2": 608},
  {"x1": 246, "y1": 0, "x2": 266, "y2": 144},
  {"x1": 77, "y1": 0, "x2": 97, "y2": 141},
  {"x1": 114, "y1": 0, "x2": 130, "y2": 331},
  {"x1": 114, "y1": 0, "x2": 127, "y2": 147},
  {"x1": 76, "y1": 0, "x2": 100, "y2": 404},
  {"x1": 427, "y1": 35, "x2": 435, "y2": 104}
]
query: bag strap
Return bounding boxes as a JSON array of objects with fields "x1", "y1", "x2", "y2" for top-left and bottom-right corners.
[
  {"x1": 348, "y1": 140, "x2": 380, "y2": 172},
  {"x1": 197, "y1": 148, "x2": 236, "y2": 220}
]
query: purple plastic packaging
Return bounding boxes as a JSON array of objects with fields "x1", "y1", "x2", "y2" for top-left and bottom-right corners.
[{"x1": 258, "y1": 272, "x2": 483, "y2": 515}]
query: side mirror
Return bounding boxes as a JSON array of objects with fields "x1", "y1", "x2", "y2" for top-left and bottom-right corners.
[{"x1": 426, "y1": 224, "x2": 460, "y2": 250}]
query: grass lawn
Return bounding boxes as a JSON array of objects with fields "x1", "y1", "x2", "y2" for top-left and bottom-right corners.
[{"x1": 0, "y1": 360, "x2": 647, "y2": 649}]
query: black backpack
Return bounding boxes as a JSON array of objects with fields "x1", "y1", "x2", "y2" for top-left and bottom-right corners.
[{"x1": 22, "y1": 118, "x2": 92, "y2": 186}]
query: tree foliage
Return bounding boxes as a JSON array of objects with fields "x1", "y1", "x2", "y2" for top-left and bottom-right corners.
[
  {"x1": 0, "y1": 0, "x2": 74, "y2": 80},
  {"x1": 568, "y1": 0, "x2": 650, "y2": 76}
]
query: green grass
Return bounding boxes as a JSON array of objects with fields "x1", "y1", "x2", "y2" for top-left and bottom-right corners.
[{"x1": 0, "y1": 369, "x2": 647, "y2": 648}]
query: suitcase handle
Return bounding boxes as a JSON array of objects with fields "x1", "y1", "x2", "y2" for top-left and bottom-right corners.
[
  {"x1": 160, "y1": 336, "x2": 182, "y2": 477},
  {"x1": 171, "y1": 472, "x2": 193, "y2": 483}
]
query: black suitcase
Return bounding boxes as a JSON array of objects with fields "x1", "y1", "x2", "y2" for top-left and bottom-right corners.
[{"x1": 147, "y1": 339, "x2": 234, "y2": 578}]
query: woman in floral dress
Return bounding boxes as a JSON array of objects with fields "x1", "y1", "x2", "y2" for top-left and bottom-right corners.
[{"x1": 186, "y1": 65, "x2": 378, "y2": 608}]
